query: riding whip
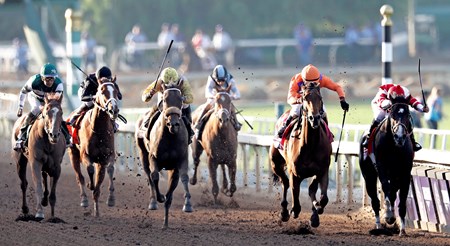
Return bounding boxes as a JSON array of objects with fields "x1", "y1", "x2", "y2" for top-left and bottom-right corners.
[
  {"x1": 232, "y1": 103, "x2": 253, "y2": 130},
  {"x1": 334, "y1": 110, "x2": 347, "y2": 163},
  {"x1": 152, "y1": 40, "x2": 174, "y2": 90},
  {"x1": 418, "y1": 58, "x2": 427, "y2": 108},
  {"x1": 69, "y1": 59, "x2": 98, "y2": 86}
]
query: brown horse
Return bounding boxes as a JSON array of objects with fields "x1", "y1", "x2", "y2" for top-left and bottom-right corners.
[
  {"x1": 67, "y1": 78, "x2": 120, "y2": 217},
  {"x1": 135, "y1": 82, "x2": 193, "y2": 229},
  {"x1": 190, "y1": 84, "x2": 238, "y2": 204},
  {"x1": 11, "y1": 93, "x2": 66, "y2": 221},
  {"x1": 270, "y1": 82, "x2": 332, "y2": 228}
]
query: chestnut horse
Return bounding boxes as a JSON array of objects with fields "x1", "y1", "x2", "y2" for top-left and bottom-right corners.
[
  {"x1": 190, "y1": 84, "x2": 238, "y2": 204},
  {"x1": 359, "y1": 101, "x2": 414, "y2": 236},
  {"x1": 270, "y1": 82, "x2": 332, "y2": 228},
  {"x1": 11, "y1": 93, "x2": 66, "y2": 220},
  {"x1": 135, "y1": 82, "x2": 193, "y2": 229},
  {"x1": 67, "y1": 78, "x2": 120, "y2": 217}
]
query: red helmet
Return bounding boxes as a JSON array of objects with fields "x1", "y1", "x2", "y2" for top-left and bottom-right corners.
[{"x1": 387, "y1": 85, "x2": 410, "y2": 100}]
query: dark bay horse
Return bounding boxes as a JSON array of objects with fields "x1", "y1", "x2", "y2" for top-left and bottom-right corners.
[
  {"x1": 67, "y1": 78, "x2": 120, "y2": 217},
  {"x1": 270, "y1": 82, "x2": 332, "y2": 228},
  {"x1": 11, "y1": 93, "x2": 66, "y2": 220},
  {"x1": 190, "y1": 84, "x2": 238, "y2": 204},
  {"x1": 135, "y1": 82, "x2": 193, "y2": 229},
  {"x1": 359, "y1": 101, "x2": 414, "y2": 236}
]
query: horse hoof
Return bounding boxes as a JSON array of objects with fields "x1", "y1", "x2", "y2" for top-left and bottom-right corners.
[
  {"x1": 310, "y1": 212, "x2": 320, "y2": 228},
  {"x1": 35, "y1": 212, "x2": 45, "y2": 220},
  {"x1": 106, "y1": 196, "x2": 115, "y2": 207},
  {"x1": 280, "y1": 210, "x2": 290, "y2": 222},
  {"x1": 41, "y1": 199, "x2": 48, "y2": 207},
  {"x1": 80, "y1": 198, "x2": 89, "y2": 208},
  {"x1": 399, "y1": 229, "x2": 407, "y2": 237},
  {"x1": 157, "y1": 195, "x2": 166, "y2": 203},
  {"x1": 384, "y1": 216, "x2": 396, "y2": 225},
  {"x1": 189, "y1": 178, "x2": 197, "y2": 185},
  {"x1": 148, "y1": 202, "x2": 158, "y2": 210},
  {"x1": 317, "y1": 207, "x2": 324, "y2": 215},
  {"x1": 183, "y1": 204, "x2": 193, "y2": 213}
]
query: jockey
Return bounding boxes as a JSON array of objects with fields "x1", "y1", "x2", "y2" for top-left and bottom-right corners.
[
  {"x1": 194, "y1": 64, "x2": 242, "y2": 139},
  {"x1": 141, "y1": 67, "x2": 195, "y2": 144},
  {"x1": 277, "y1": 64, "x2": 349, "y2": 138},
  {"x1": 363, "y1": 84, "x2": 429, "y2": 151},
  {"x1": 67, "y1": 66, "x2": 122, "y2": 129},
  {"x1": 14, "y1": 63, "x2": 71, "y2": 151}
]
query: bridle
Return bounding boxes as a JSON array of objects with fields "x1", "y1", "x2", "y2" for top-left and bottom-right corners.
[
  {"x1": 214, "y1": 92, "x2": 231, "y2": 120},
  {"x1": 301, "y1": 83, "x2": 324, "y2": 129},
  {"x1": 94, "y1": 81, "x2": 119, "y2": 120}
]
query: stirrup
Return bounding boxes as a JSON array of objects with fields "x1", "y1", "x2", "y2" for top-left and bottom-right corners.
[
  {"x1": 413, "y1": 142, "x2": 422, "y2": 152},
  {"x1": 14, "y1": 140, "x2": 24, "y2": 151}
]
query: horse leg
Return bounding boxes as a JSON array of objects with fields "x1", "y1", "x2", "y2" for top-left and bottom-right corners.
[
  {"x1": 162, "y1": 169, "x2": 180, "y2": 229},
  {"x1": 289, "y1": 173, "x2": 301, "y2": 219},
  {"x1": 69, "y1": 148, "x2": 88, "y2": 207},
  {"x1": 31, "y1": 161, "x2": 45, "y2": 219},
  {"x1": 150, "y1": 158, "x2": 166, "y2": 204},
  {"x1": 49, "y1": 172, "x2": 60, "y2": 218},
  {"x1": 220, "y1": 164, "x2": 229, "y2": 195},
  {"x1": 360, "y1": 157, "x2": 381, "y2": 229},
  {"x1": 189, "y1": 141, "x2": 203, "y2": 185},
  {"x1": 270, "y1": 147, "x2": 289, "y2": 222},
  {"x1": 142, "y1": 154, "x2": 158, "y2": 210},
  {"x1": 398, "y1": 180, "x2": 410, "y2": 236},
  {"x1": 93, "y1": 163, "x2": 106, "y2": 217},
  {"x1": 16, "y1": 157, "x2": 29, "y2": 215},
  {"x1": 87, "y1": 163, "x2": 95, "y2": 191},
  {"x1": 106, "y1": 162, "x2": 115, "y2": 207},
  {"x1": 41, "y1": 171, "x2": 49, "y2": 207},
  {"x1": 180, "y1": 161, "x2": 193, "y2": 213},
  {"x1": 208, "y1": 158, "x2": 220, "y2": 204},
  {"x1": 311, "y1": 172, "x2": 330, "y2": 215},
  {"x1": 226, "y1": 160, "x2": 237, "y2": 197}
]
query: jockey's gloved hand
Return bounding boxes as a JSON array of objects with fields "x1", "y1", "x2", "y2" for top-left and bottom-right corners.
[
  {"x1": 381, "y1": 100, "x2": 392, "y2": 110},
  {"x1": 17, "y1": 106, "x2": 23, "y2": 117},
  {"x1": 339, "y1": 97, "x2": 349, "y2": 111}
]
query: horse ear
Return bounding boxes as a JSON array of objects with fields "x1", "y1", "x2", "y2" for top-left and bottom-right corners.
[{"x1": 112, "y1": 76, "x2": 117, "y2": 83}]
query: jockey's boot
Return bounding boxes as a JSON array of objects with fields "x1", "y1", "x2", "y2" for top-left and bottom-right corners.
[
  {"x1": 182, "y1": 106, "x2": 194, "y2": 144},
  {"x1": 61, "y1": 121, "x2": 72, "y2": 148},
  {"x1": 14, "y1": 112, "x2": 37, "y2": 151},
  {"x1": 410, "y1": 133, "x2": 422, "y2": 152},
  {"x1": 68, "y1": 103, "x2": 89, "y2": 127},
  {"x1": 231, "y1": 114, "x2": 242, "y2": 131},
  {"x1": 362, "y1": 119, "x2": 380, "y2": 147},
  {"x1": 277, "y1": 115, "x2": 294, "y2": 138}
]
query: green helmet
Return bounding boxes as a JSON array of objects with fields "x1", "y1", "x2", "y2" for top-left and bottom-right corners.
[
  {"x1": 160, "y1": 67, "x2": 179, "y2": 84},
  {"x1": 40, "y1": 63, "x2": 58, "y2": 77}
]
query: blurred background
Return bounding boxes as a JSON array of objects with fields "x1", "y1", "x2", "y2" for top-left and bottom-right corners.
[{"x1": 0, "y1": 0, "x2": 449, "y2": 129}]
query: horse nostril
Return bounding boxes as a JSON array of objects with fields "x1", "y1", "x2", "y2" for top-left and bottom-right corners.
[{"x1": 308, "y1": 116, "x2": 314, "y2": 121}]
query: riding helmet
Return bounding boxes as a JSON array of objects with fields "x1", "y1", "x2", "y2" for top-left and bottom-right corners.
[
  {"x1": 40, "y1": 63, "x2": 58, "y2": 77},
  {"x1": 160, "y1": 67, "x2": 179, "y2": 84},
  {"x1": 212, "y1": 65, "x2": 228, "y2": 82},
  {"x1": 301, "y1": 64, "x2": 321, "y2": 82},
  {"x1": 96, "y1": 66, "x2": 112, "y2": 79}
]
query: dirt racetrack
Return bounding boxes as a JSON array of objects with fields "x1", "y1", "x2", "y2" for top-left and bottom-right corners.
[{"x1": 0, "y1": 151, "x2": 449, "y2": 246}]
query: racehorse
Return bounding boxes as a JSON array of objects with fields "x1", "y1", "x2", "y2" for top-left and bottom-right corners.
[
  {"x1": 270, "y1": 82, "x2": 332, "y2": 228},
  {"x1": 190, "y1": 84, "x2": 238, "y2": 204},
  {"x1": 359, "y1": 101, "x2": 414, "y2": 236},
  {"x1": 67, "y1": 77, "x2": 120, "y2": 217},
  {"x1": 11, "y1": 93, "x2": 66, "y2": 221},
  {"x1": 135, "y1": 82, "x2": 193, "y2": 229}
]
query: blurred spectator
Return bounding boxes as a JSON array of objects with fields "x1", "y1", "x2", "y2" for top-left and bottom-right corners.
[
  {"x1": 344, "y1": 23, "x2": 360, "y2": 62},
  {"x1": 293, "y1": 23, "x2": 313, "y2": 66},
  {"x1": 170, "y1": 23, "x2": 187, "y2": 70},
  {"x1": 411, "y1": 90, "x2": 428, "y2": 128},
  {"x1": 212, "y1": 24, "x2": 233, "y2": 67},
  {"x1": 191, "y1": 28, "x2": 216, "y2": 70},
  {"x1": 424, "y1": 86, "x2": 443, "y2": 129},
  {"x1": 124, "y1": 24, "x2": 148, "y2": 69},
  {"x1": 13, "y1": 37, "x2": 28, "y2": 79},
  {"x1": 80, "y1": 31, "x2": 97, "y2": 71},
  {"x1": 157, "y1": 23, "x2": 175, "y2": 49}
]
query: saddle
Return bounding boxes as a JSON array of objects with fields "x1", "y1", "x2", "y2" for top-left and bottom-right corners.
[
  {"x1": 136, "y1": 109, "x2": 161, "y2": 140},
  {"x1": 274, "y1": 117, "x2": 301, "y2": 150},
  {"x1": 66, "y1": 111, "x2": 87, "y2": 145}
]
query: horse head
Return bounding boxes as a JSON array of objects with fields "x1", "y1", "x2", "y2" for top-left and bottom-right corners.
[
  {"x1": 301, "y1": 82, "x2": 324, "y2": 129},
  {"x1": 213, "y1": 84, "x2": 232, "y2": 127},
  {"x1": 95, "y1": 77, "x2": 119, "y2": 120},
  {"x1": 42, "y1": 92, "x2": 63, "y2": 144},
  {"x1": 387, "y1": 101, "x2": 412, "y2": 147},
  {"x1": 162, "y1": 83, "x2": 183, "y2": 134}
]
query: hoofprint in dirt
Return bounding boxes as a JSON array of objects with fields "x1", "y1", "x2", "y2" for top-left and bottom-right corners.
[{"x1": 0, "y1": 155, "x2": 449, "y2": 246}]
